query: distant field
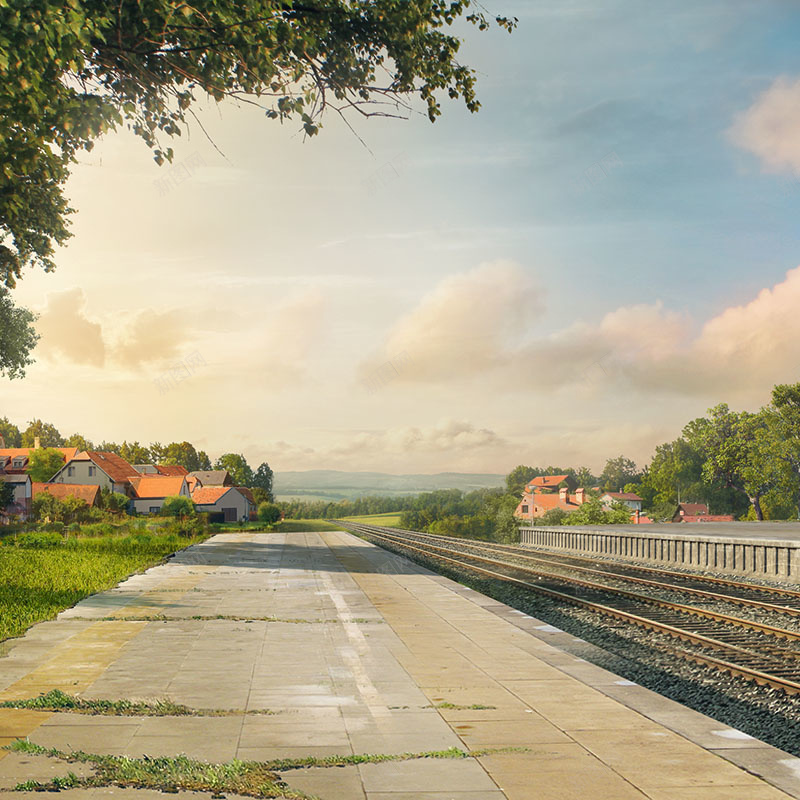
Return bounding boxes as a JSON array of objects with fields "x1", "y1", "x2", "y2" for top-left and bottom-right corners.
[
  {"x1": 276, "y1": 519, "x2": 344, "y2": 532},
  {"x1": 340, "y1": 513, "x2": 404, "y2": 527}
]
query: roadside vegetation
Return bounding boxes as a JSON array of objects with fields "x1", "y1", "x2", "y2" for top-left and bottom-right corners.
[{"x1": 0, "y1": 516, "x2": 208, "y2": 642}]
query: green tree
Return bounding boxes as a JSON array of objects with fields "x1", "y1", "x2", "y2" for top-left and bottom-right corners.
[
  {"x1": 767, "y1": 383, "x2": 800, "y2": 518},
  {"x1": 99, "y1": 486, "x2": 129, "y2": 515},
  {"x1": 161, "y1": 495, "x2": 194, "y2": 518},
  {"x1": 257, "y1": 501, "x2": 282, "y2": 525},
  {"x1": 600, "y1": 456, "x2": 639, "y2": 492},
  {"x1": 96, "y1": 441, "x2": 121, "y2": 454},
  {"x1": 64, "y1": 433, "x2": 94, "y2": 451},
  {"x1": 538, "y1": 507, "x2": 569, "y2": 526},
  {"x1": 252, "y1": 462, "x2": 274, "y2": 500},
  {"x1": 0, "y1": 416, "x2": 21, "y2": 447},
  {"x1": 505, "y1": 465, "x2": 539, "y2": 496},
  {"x1": 21, "y1": 419, "x2": 64, "y2": 447},
  {"x1": 162, "y1": 442, "x2": 205, "y2": 472},
  {"x1": 642, "y1": 438, "x2": 704, "y2": 506},
  {"x1": 26, "y1": 447, "x2": 65, "y2": 482},
  {"x1": 214, "y1": 453, "x2": 254, "y2": 486},
  {"x1": 0, "y1": 287, "x2": 38, "y2": 379},
  {"x1": 0, "y1": 480, "x2": 14, "y2": 508},
  {"x1": 574, "y1": 466, "x2": 597, "y2": 488},
  {"x1": 0, "y1": 1, "x2": 514, "y2": 366},
  {"x1": 119, "y1": 441, "x2": 151, "y2": 465}
]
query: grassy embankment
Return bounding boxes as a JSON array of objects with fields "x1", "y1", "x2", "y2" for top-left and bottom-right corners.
[
  {"x1": 0, "y1": 527, "x2": 207, "y2": 643},
  {"x1": 338, "y1": 512, "x2": 403, "y2": 527}
]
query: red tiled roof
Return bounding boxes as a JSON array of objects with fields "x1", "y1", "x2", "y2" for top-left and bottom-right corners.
[
  {"x1": 32, "y1": 482, "x2": 99, "y2": 505},
  {"x1": 0, "y1": 447, "x2": 78, "y2": 472},
  {"x1": 191, "y1": 486, "x2": 235, "y2": 505},
  {"x1": 604, "y1": 491, "x2": 643, "y2": 501},
  {"x1": 677, "y1": 503, "x2": 709, "y2": 515},
  {"x1": 156, "y1": 464, "x2": 189, "y2": 476},
  {"x1": 236, "y1": 487, "x2": 256, "y2": 505},
  {"x1": 129, "y1": 476, "x2": 186, "y2": 499},
  {"x1": 680, "y1": 515, "x2": 735, "y2": 523},
  {"x1": 83, "y1": 451, "x2": 140, "y2": 483},
  {"x1": 528, "y1": 475, "x2": 569, "y2": 489},
  {"x1": 531, "y1": 493, "x2": 579, "y2": 511}
]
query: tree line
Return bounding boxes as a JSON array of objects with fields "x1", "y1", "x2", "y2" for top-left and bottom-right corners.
[
  {"x1": 509, "y1": 382, "x2": 800, "y2": 522},
  {"x1": 0, "y1": 417, "x2": 273, "y2": 500}
]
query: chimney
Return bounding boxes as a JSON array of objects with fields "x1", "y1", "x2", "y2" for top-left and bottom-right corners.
[
  {"x1": 576, "y1": 488, "x2": 585, "y2": 505},
  {"x1": 34, "y1": 436, "x2": 40, "y2": 449},
  {"x1": 559, "y1": 486, "x2": 569, "y2": 503}
]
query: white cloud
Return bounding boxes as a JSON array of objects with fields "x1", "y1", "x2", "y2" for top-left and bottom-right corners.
[
  {"x1": 362, "y1": 261, "x2": 800, "y2": 402},
  {"x1": 729, "y1": 77, "x2": 800, "y2": 174},
  {"x1": 36, "y1": 289, "x2": 106, "y2": 367}
]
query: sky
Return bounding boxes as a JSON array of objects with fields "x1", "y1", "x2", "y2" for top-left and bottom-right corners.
[{"x1": 4, "y1": 0, "x2": 800, "y2": 475}]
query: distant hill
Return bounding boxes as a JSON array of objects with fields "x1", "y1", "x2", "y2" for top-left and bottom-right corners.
[{"x1": 274, "y1": 470, "x2": 505, "y2": 501}]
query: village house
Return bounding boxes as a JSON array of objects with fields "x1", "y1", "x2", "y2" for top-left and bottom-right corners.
[
  {"x1": 672, "y1": 502, "x2": 734, "y2": 523},
  {"x1": 128, "y1": 475, "x2": 191, "y2": 514},
  {"x1": 600, "y1": 491, "x2": 643, "y2": 512},
  {"x1": 186, "y1": 470, "x2": 232, "y2": 492},
  {"x1": 32, "y1": 482, "x2": 100, "y2": 508},
  {"x1": 0, "y1": 473, "x2": 32, "y2": 521},
  {"x1": 50, "y1": 451, "x2": 140, "y2": 496},
  {"x1": 191, "y1": 486, "x2": 255, "y2": 522}
]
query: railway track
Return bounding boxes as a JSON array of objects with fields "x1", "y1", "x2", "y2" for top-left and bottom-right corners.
[{"x1": 337, "y1": 521, "x2": 800, "y2": 695}]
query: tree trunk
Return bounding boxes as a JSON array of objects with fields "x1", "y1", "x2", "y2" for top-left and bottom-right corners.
[{"x1": 751, "y1": 494, "x2": 764, "y2": 521}]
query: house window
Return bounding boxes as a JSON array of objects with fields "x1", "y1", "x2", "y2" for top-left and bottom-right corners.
[
  {"x1": 88, "y1": 466, "x2": 96, "y2": 477},
  {"x1": 12, "y1": 458, "x2": 24, "y2": 469},
  {"x1": 149, "y1": 506, "x2": 159, "y2": 514},
  {"x1": 67, "y1": 466, "x2": 75, "y2": 477},
  {"x1": 521, "y1": 505, "x2": 529, "y2": 514}
]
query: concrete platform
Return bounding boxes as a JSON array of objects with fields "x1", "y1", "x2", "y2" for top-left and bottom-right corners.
[{"x1": 0, "y1": 530, "x2": 798, "y2": 799}]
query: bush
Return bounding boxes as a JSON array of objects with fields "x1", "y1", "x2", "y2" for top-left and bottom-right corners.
[
  {"x1": 12, "y1": 532, "x2": 63, "y2": 549},
  {"x1": 257, "y1": 502, "x2": 281, "y2": 525},
  {"x1": 161, "y1": 495, "x2": 195, "y2": 518}
]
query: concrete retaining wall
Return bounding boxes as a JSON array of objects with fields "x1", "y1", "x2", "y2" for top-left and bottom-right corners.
[{"x1": 518, "y1": 526, "x2": 800, "y2": 583}]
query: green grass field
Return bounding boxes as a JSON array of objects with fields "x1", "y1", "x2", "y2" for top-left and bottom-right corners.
[
  {"x1": 0, "y1": 532, "x2": 207, "y2": 643},
  {"x1": 275, "y1": 519, "x2": 344, "y2": 532},
  {"x1": 339, "y1": 512, "x2": 404, "y2": 527}
]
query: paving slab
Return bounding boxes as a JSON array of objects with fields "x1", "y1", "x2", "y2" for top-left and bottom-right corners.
[{"x1": 0, "y1": 530, "x2": 797, "y2": 800}]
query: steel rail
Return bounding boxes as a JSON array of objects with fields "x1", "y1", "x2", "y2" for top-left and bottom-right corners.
[{"x1": 338, "y1": 521, "x2": 800, "y2": 695}]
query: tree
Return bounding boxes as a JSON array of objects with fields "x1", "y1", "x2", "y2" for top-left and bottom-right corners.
[
  {"x1": 162, "y1": 441, "x2": 205, "y2": 472},
  {"x1": 0, "y1": 416, "x2": 21, "y2": 447},
  {"x1": 252, "y1": 462, "x2": 274, "y2": 500},
  {"x1": 99, "y1": 486, "x2": 129, "y2": 515},
  {"x1": 21, "y1": 419, "x2": 64, "y2": 448},
  {"x1": 64, "y1": 433, "x2": 94, "y2": 451},
  {"x1": 161, "y1": 495, "x2": 194, "y2": 518},
  {"x1": 257, "y1": 502, "x2": 281, "y2": 525},
  {"x1": 642, "y1": 439, "x2": 704, "y2": 506},
  {"x1": 600, "y1": 456, "x2": 639, "y2": 492},
  {"x1": 214, "y1": 453, "x2": 253, "y2": 486},
  {"x1": 539, "y1": 507, "x2": 568, "y2": 526},
  {"x1": 505, "y1": 465, "x2": 539, "y2": 496},
  {"x1": 0, "y1": 2, "x2": 515, "y2": 369},
  {"x1": 119, "y1": 441, "x2": 151, "y2": 464},
  {"x1": 0, "y1": 480, "x2": 14, "y2": 508},
  {"x1": 27, "y1": 447, "x2": 65, "y2": 482},
  {"x1": 767, "y1": 383, "x2": 800, "y2": 518},
  {"x1": 574, "y1": 466, "x2": 597, "y2": 488},
  {"x1": 0, "y1": 286, "x2": 38, "y2": 379}
]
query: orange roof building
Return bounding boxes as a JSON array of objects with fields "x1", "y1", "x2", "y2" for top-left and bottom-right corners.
[{"x1": 32, "y1": 483, "x2": 100, "y2": 506}]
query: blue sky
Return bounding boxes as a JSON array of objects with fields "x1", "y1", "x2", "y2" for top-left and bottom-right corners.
[{"x1": 4, "y1": 1, "x2": 800, "y2": 474}]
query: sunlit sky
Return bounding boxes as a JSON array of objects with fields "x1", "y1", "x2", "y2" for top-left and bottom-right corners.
[{"x1": 4, "y1": 1, "x2": 800, "y2": 474}]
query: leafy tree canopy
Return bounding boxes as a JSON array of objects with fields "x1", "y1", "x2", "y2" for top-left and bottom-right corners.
[
  {"x1": 0, "y1": 416, "x2": 21, "y2": 447},
  {"x1": 0, "y1": 286, "x2": 38, "y2": 378},
  {"x1": 21, "y1": 419, "x2": 64, "y2": 448},
  {"x1": 214, "y1": 452, "x2": 254, "y2": 486},
  {"x1": 161, "y1": 494, "x2": 194, "y2": 517},
  {"x1": 64, "y1": 433, "x2": 94, "y2": 451},
  {"x1": 599, "y1": 455, "x2": 639, "y2": 492},
  {"x1": 27, "y1": 447, "x2": 66, "y2": 482},
  {"x1": 0, "y1": 0, "x2": 514, "y2": 373},
  {"x1": 252, "y1": 462, "x2": 274, "y2": 498}
]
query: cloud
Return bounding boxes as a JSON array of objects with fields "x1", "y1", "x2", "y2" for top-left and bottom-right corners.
[
  {"x1": 259, "y1": 420, "x2": 508, "y2": 472},
  {"x1": 729, "y1": 77, "x2": 800, "y2": 174},
  {"x1": 358, "y1": 261, "x2": 539, "y2": 384},
  {"x1": 36, "y1": 288, "x2": 105, "y2": 367},
  {"x1": 363, "y1": 261, "x2": 800, "y2": 401},
  {"x1": 112, "y1": 309, "x2": 194, "y2": 369}
]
